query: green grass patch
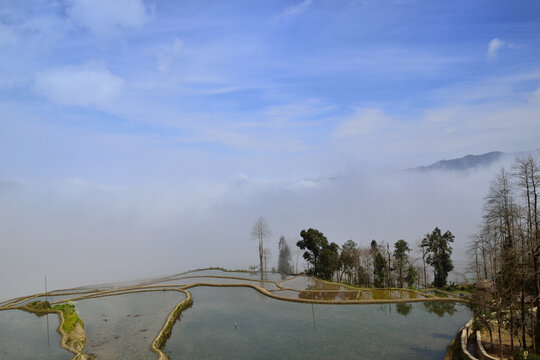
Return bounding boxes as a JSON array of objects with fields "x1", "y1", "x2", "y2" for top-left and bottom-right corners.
[{"x1": 53, "y1": 303, "x2": 84, "y2": 333}]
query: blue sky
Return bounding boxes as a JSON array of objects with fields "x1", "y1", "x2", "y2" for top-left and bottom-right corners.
[
  {"x1": 1, "y1": 0, "x2": 540, "y2": 185},
  {"x1": 1, "y1": 0, "x2": 540, "y2": 298}
]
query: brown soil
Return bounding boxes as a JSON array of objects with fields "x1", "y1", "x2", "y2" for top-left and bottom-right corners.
[{"x1": 481, "y1": 324, "x2": 533, "y2": 359}]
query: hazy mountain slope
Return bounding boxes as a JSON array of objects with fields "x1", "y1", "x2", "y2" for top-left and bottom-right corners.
[{"x1": 412, "y1": 151, "x2": 505, "y2": 172}]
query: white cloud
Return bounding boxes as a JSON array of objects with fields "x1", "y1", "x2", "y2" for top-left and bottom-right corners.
[
  {"x1": 156, "y1": 38, "x2": 184, "y2": 72},
  {"x1": 0, "y1": 161, "x2": 507, "y2": 299},
  {"x1": 34, "y1": 64, "x2": 124, "y2": 107},
  {"x1": 333, "y1": 108, "x2": 392, "y2": 137},
  {"x1": 69, "y1": 0, "x2": 150, "y2": 33},
  {"x1": 281, "y1": 0, "x2": 313, "y2": 19},
  {"x1": 262, "y1": 99, "x2": 334, "y2": 127},
  {"x1": 329, "y1": 75, "x2": 540, "y2": 167},
  {"x1": 530, "y1": 87, "x2": 540, "y2": 104},
  {"x1": 487, "y1": 38, "x2": 504, "y2": 59}
]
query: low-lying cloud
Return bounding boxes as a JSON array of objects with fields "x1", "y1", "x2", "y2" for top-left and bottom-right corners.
[{"x1": 0, "y1": 156, "x2": 518, "y2": 301}]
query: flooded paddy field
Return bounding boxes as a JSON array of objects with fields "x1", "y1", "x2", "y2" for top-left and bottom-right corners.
[
  {"x1": 270, "y1": 289, "x2": 359, "y2": 301},
  {"x1": 0, "y1": 268, "x2": 470, "y2": 359},
  {"x1": 0, "y1": 309, "x2": 70, "y2": 360},
  {"x1": 164, "y1": 286, "x2": 470, "y2": 360},
  {"x1": 150, "y1": 275, "x2": 280, "y2": 290},
  {"x1": 75, "y1": 291, "x2": 184, "y2": 359},
  {"x1": 280, "y1": 276, "x2": 350, "y2": 291}
]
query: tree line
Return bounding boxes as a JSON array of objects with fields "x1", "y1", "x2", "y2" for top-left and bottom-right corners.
[
  {"x1": 252, "y1": 217, "x2": 455, "y2": 289},
  {"x1": 468, "y1": 155, "x2": 540, "y2": 355}
]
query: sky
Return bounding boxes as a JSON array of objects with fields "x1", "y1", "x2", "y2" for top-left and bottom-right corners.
[{"x1": 1, "y1": 0, "x2": 540, "y2": 300}]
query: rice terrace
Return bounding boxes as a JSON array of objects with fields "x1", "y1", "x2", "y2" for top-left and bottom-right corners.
[{"x1": 0, "y1": 268, "x2": 471, "y2": 360}]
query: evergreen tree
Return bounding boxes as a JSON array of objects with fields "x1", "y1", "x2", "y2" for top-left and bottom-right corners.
[
  {"x1": 278, "y1": 235, "x2": 293, "y2": 274},
  {"x1": 393, "y1": 239, "x2": 410, "y2": 288},
  {"x1": 405, "y1": 263, "x2": 418, "y2": 288},
  {"x1": 297, "y1": 228, "x2": 340, "y2": 280},
  {"x1": 373, "y1": 252, "x2": 387, "y2": 287},
  {"x1": 421, "y1": 227, "x2": 454, "y2": 288},
  {"x1": 340, "y1": 240, "x2": 357, "y2": 283}
]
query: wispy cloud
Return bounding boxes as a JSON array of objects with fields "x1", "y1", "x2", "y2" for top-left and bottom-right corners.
[
  {"x1": 34, "y1": 64, "x2": 124, "y2": 107},
  {"x1": 262, "y1": 99, "x2": 334, "y2": 128},
  {"x1": 156, "y1": 38, "x2": 184, "y2": 72},
  {"x1": 530, "y1": 87, "x2": 540, "y2": 104},
  {"x1": 280, "y1": 0, "x2": 313, "y2": 19},
  {"x1": 68, "y1": 0, "x2": 150, "y2": 33},
  {"x1": 487, "y1": 38, "x2": 519, "y2": 59},
  {"x1": 330, "y1": 72, "x2": 540, "y2": 166},
  {"x1": 333, "y1": 108, "x2": 392, "y2": 138}
]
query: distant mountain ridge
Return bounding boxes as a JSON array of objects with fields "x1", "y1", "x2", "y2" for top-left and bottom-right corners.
[{"x1": 412, "y1": 151, "x2": 505, "y2": 172}]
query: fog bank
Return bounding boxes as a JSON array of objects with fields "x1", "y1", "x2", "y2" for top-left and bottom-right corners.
[{"x1": 0, "y1": 157, "x2": 516, "y2": 301}]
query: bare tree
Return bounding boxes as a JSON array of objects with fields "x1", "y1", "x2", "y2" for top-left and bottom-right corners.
[
  {"x1": 263, "y1": 248, "x2": 272, "y2": 273},
  {"x1": 513, "y1": 156, "x2": 540, "y2": 349},
  {"x1": 251, "y1": 217, "x2": 271, "y2": 280},
  {"x1": 467, "y1": 158, "x2": 540, "y2": 355}
]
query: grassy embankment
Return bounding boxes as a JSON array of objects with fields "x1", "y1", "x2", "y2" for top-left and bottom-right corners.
[{"x1": 25, "y1": 300, "x2": 90, "y2": 359}]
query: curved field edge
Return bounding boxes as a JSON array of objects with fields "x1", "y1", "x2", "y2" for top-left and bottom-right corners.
[
  {"x1": 13, "y1": 302, "x2": 93, "y2": 360},
  {"x1": 0, "y1": 268, "x2": 469, "y2": 360},
  {"x1": 150, "y1": 290, "x2": 193, "y2": 360},
  {"x1": 181, "y1": 282, "x2": 466, "y2": 304}
]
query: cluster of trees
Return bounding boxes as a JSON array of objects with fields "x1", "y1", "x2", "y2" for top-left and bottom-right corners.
[
  {"x1": 295, "y1": 227, "x2": 453, "y2": 288},
  {"x1": 468, "y1": 156, "x2": 540, "y2": 354},
  {"x1": 251, "y1": 221, "x2": 456, "y2": 289}
]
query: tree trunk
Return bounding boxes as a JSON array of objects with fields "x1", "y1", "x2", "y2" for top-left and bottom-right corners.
[
  {"x1": 521, "y1": 291, "x2": 527, "y2": 349},
  {"x1": 259, "y1": 241, "x2": 264, "y2": 281},
  {"x1": 535, "y1": 253, "x2": 540, "y2": 350},
  {"x1": 510, "y1": 306, "x2": 514, "y2": 351},
  {"x1": 497, "y1": 312, "x2": 503, "y2": 360}
]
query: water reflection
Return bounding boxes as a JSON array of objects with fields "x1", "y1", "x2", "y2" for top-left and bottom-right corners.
[
  {"x1": 165, "y1": 287, "x2": 471, "y2": 360},
  {"x1": 0, "y1": 310, "x2": 70, "y2": 360},
  {"x1": 423, "y1": 302, "x2": 457, "y2": 317},
  {"x1": 299, "y1": 290, "x2": 358, "y2": 301},
  {"x1": 358, "y1": 289, "x2": 424, "y2": 300},
  {"x1": 396, "y1": 303, "x2": 413, "y2": 317},
  {"x1": 281, "y1": 276, "x2": 348, "y2": 291}
]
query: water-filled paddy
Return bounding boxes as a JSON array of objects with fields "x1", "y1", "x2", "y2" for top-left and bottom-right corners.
[
  {"x1": 270, "y1": 289, "x2": 359, "y2": 300},
  {"x1": 280, "y1": 276, "x2": 349, "y2": 291},
  {"x1": 0, "y1": 268, "x2": 469, "y2": 359},
  {"x1": 357, "y1": 289, "x2": 426, "y2": 300},
  {"x1": 0, "y1": 309, "x2": 70, "y2": 360},
  {"x1": 174, "y1": 269, "x2": 286, "y2": 282},
  {"x1": 75, "y1": 291, "x2": 184, "y2": 359},
  {"x1": 152, "y1": 275, "x2": 280, "y2": 290},
  {"x1": 164, "y1": 286, "x2": 470, "y2": 360}
]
